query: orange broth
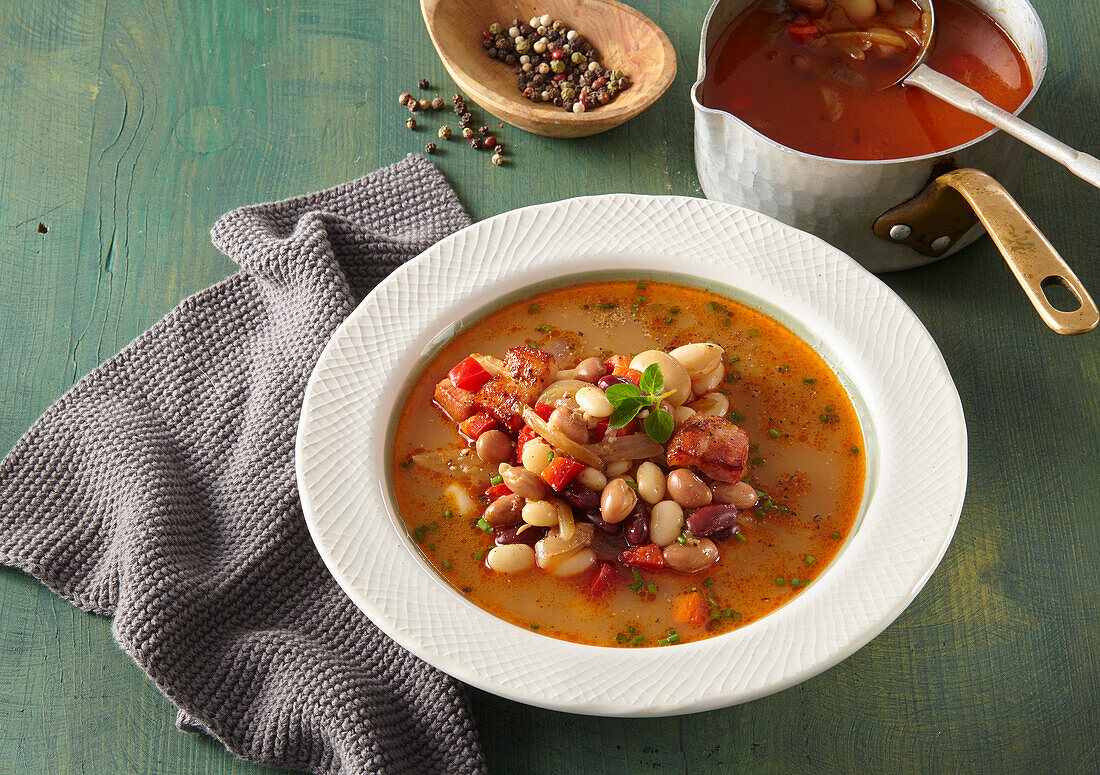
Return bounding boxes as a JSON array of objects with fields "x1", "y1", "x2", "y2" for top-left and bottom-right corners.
[
  {"x1": 701, "y1": 0, "x2": 1033, "y2": 160},
  {"x1": 391, "y1": 280, "x2": 865, "y2": 647}
]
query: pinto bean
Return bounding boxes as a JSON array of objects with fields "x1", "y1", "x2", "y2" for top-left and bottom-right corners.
[
  {"x1": 666, "y1": 468, "x2": 712, "y2": 509},
  {"x1": 500, "y1": 464, "x2": 548, "y2": 500},
  {"x1": 476, "y1": 429, "x2": 514, "y2": 466},
  {"x1": 712, "y1": 480, "x2": 758, "y2": 509},
  {"x1": 600, "y1": 478, "x2": 637, "y2": 524},
  {"x1": 686, "y1": 503, "x2": 739, "y2": 538},
  {"x1": 663, "y1": 538, "x2": 719, "y2": 573},
  {"x1": 549, "y1": 406, "x2": 589, "y2": 444},
  {"x1": 484, "y1": 493, "x2": 524, "y2": 526},
  {"x1": 636, "y1": 461, "x2": 666, "y2": 505},
  {"x1": 574, "y1": 356, "x2": 608, "y2": 383},
  {"x1": 649, "y1": 500, "x2": 684, "y2": 547}
]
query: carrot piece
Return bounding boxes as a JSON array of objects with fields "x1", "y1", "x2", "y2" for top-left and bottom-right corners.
[
  {"x1": 672, "y1": 591, "x2": 709, "y2": 628},
  {"x1": 619, "y1": 544, "x2": 665, "y2": 571}
]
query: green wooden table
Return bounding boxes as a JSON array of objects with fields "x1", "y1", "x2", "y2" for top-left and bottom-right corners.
[{"x1": 1, "y1": 1, "x2": 1097, "y2": 772}]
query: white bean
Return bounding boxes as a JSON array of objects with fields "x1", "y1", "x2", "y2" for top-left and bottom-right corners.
[
  {"x1": 486, "y1": 544, "x2": 535, "y2": 573},
  {"x1": 629, "y1": 350, "x2": 691, "y2": 406},
  {"x1": 649, "y1": 500, "x2": 684, "y2": 547},
  {"x1": 636, "y1": 461, "x2": 666, "y2": 505},
  {"x1": 522, "y1": 499, "x2": 560, "y2": 527},
  {"x1": 521, "y1": 440, "x2": 553, "y2": 475},
  {"x1": 691, "y1": 361, "x2": 724, "y2": 395},
  {"x1": 549, "y1": 548, "x2": 597, "y2": 577},
  {"x1": 577, "y1": 466, "x2": 607, "y2": 491},
  {"x1": 669, "y1": 342, "x2": 724, "y2": 378},
  {"x1": 689, "y1": 392, "x2": 730, "y2": 418},
  {"x1": 605, "y1": 459, "x2": 631, "y2": 477},
  {"x1": 575, "y1": 384, "x2": 614, "y2": 418},
  {"x1": 837, "y1": 0, "x2": 877, "y2": 22},
  {"x1": 673, "y1": 405, "x2": 696, "y2": 427}
]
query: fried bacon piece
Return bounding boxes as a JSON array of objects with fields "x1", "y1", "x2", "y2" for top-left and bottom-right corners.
[
  {"x1": 666, "y1": 416, "x2": 750, "y2": 483},
  {"x1": 474, "y1": 377, "x2": 527, "y2": 432},
  {"x1": 433, "y1": 378, "x2": 476, "y2": 423},
  {"x1": 503, "y1": 346, "x2": 557, "y2": 403}
]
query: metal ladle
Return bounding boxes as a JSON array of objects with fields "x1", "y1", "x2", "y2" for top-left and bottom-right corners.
[{"x1": 889, "y1": 0, "x2": 1100, "y2": 189}]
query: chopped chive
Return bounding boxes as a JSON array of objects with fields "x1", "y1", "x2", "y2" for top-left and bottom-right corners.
[
  {"x1": 750, "y1": 456, "x2": 766, "y2": 467},
  {"x1": 443, "y1": 560, "x2": 452, "y2": 569},
  {"x1": 805, "y1": 555, "x2": 816, "y2": 564},
  {"x1": 636, "y1": 282, "x2": 647, "y2": 290},
  {"x1": 489, "y1": 474, "x2": 503, "y2": 486},
  {"x1": 526, "y1": 343, "x2": 539, "y2": 351},
  {"x1": 657, "y1": 638, "x2": 669, "y2": 645},
  {"x1": 631, "y1": 568, "x2": 644, "y2": 583},
  {"x1": 735, "y1": 533, "x2": 746, "y2": 543},
  {"x1": 670, "y1": 307, "x2": 681, "y2": 314},
  {"x1": 626, "y1": 625, "x2": 636, "y2": 634},
  {"x1": 616, "y1": 632, "x2": 628, "y2": 643},
  {"x1": 676, "y1": 535, "x2": 688, "y2": 545},
  {"x1": 530, "y1": 623, "x2": 540, "y2": 630},
  {"x1": 791, "y1": 578, "x2": 801, "y2": 586},
  {"x1": 803, "y1": 377, "x2": 817, "y2": 384},
  {"x1": 722, "y1": 609, "x2": 734, "y2": 618},
  {"x1": 625, "y1": 479, "x2": 638, "y2": 490},
  {"x1": 825, "y1": 406, "x2": 835, "y2": 412},
  {"x1": 746, "y1": 328, "x2": 759, "y2": 337},
  {"x1": 637, "y1": 296, "x2": 646, "y2": 305},
  {"x1": 830, "y1": 531, "x2": 841, "y2": 539},
  {"x1": 820, "y1": 414, "x2": 831, "y2": 423},
  {"x1": 476, "y1": 517, "x2": 494, "y2": 533},
  {"x1": 703, "y1": 577, "x2": 714, "y2": 587},
  {"x1": 778, "y1": 364, "x2": 788, "y2": 373},
  {"x1": 473, "y1": 549, "x2": 486, "y2": 562},
  {"x1": 443, "y1": 509, "x2": 453, "y2": 519},
  {"x1": 728, "y1": 410, "x2": 746, "y2": 424},
  {"x1": 850, "y1": 446, "x2": 860, "y2": 455},
  {"x1": 428, "y1": 543, "x2": 436, "y2": 552},
  {"x1": 647, "y1": 583, "x2": 657, "y2": 595},
  {"x1": 722, "y1": 318, "x2": 731, "y2": 326},
  {"x1": 707, "y1": 301, "x2": 720, "y2": 311},
  {"x1": 664, "y1": 316, "x2": 673, "y2": 324},
  {"x1": 630, "y1": 635, "x2": 644, "y2": 645},
  {"x1": 767, "y1": 428, "x2": 780, "y2": 439},
  {"x1": 707, "y1": 339, "x2": 718, "y2": 345},
  {"x1": 707, "y1": 596, "x2": 718, "y2": 606},
  {"x1": 667, "y1": 633, "x2": 681, "y2": 644},
  {"x1": 729, "y1": 357, "x2": 741, "y2": 364},
  {"x1": 775, "y1": 577, "x2": 785, "y2": 585},
  {"x1": 629, "y1": 582, "x2": 643, "y2": 592},
  {"x1": 528, "y1": 304, "x2": 540, "y2": 313},
  {"x1": 537, "y1": 325, "x2": 551, "y2": 333},
  {"x1": 547, "y1": 449, "x2": 554, "y2": 463},
  {"x1": 595, "y1": 302, "x2": 617, "y2": 309}
]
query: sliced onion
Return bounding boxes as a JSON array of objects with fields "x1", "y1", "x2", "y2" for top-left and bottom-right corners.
[
  {"x1": 536, "y1": 378, "x2": 590, "y2": 406},
  {"x1": 523, "y1": 406, "x2": 604, "y2": 469},
  {"x1": 534, "y1": 523, "x2": 595, "y2": 570},
  {"x1": 586, "y1": 433, "x2": 663, "y2": 462},
  {"x1": 471, "y1": 353, "x2": 507, "y2": 377},
  {"x1": 555, "y1": 499, "x2": 576, "y2": 541},
  {"x1": 412, "y1": 448, "x2": 496, "y2": 484}
]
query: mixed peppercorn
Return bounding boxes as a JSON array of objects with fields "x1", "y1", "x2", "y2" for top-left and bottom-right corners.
[
  {"x1": 480, "y1": 13, "x2": 631, "y2": 113},
  {"x1": 397, "y1": 81, "x2": 508, "y2": 166}
]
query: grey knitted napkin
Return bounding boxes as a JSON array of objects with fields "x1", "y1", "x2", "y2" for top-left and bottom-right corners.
[{"x1": 0, "y1": 155, "x2": 486, "y2": 775}]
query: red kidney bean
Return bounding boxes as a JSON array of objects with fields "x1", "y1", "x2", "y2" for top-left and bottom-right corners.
[
  {"x1": 494, "y1": 524, "x2": 546, "y2": 546},
  {"x1": 559, "y1": 482, "x2": 600, "y2": 510},
  {"x1": 624, "y1": 500, "x2": 650, "y2": 547},
  {"x1": 686, "y1": 503, "x2": 739, "y2": 538},
  {"x1": 710, "y1": 526, "x2": 739, "y2": 542},
  {"x1": 597, "y1": 374, "x2": 632, "y2": 391},
  {"x1": 582, "y1": 508, "x2": 621, "y2": 535}
]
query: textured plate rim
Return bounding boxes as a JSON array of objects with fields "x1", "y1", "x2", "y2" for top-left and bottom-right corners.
[{"x1": 296, "y1": 194, "x2": 967, "y2": 716}]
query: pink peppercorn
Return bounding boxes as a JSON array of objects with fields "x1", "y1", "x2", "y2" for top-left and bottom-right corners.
[
  {"x1": 551, "y1": 49, "x2": 564, "y2": 60},
  {"x1": 484, "y1": 136, "x2": 497, "y2": 149},
  {"x1": 483, "y1": 30, "x2": 492, "y2": 39},
  {"x1": 593, "y1": 76, "x2": 608, "y2": 88},
  {"x1": 553, "y1": 73, "x2": 567, "y2": 82}
]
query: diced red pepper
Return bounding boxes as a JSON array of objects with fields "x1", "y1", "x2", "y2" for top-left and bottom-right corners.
[
  {"x1": 594, "y1": 420, "x2": 610, "y2": 439},
  {"x1": 541, "y1": 456, "x2": 584, "y2": 491},
  {"x1": 605, "y1": 355, "x2": 632, "y2": 375},
  {"x1": 620, "y1": 544, "x2": 665, "y2": 572},
  {"x1": 622, "y1": 368, "x2": 644, "y2": 386},
  {"x1": 485, "y1": 483, "x2": 512, "y2": 500},
  {"x1": 786, "y1": 17, "x2": 820, "y2": 44},
  {"x1": 447, "y1": 356, "x2": 492, "y2": 393},
  {"x1": 459, "y1": 412, "x2": 498, "y2": 441},
  {"x1": 534, "y1": 402, "x2": 556, "y2": 421},
  {"x1": 516, "y1": 426, "x2": 539, "y2": 457},
  {"x1": 587, "y1": 562, "x2": 617, "y2": 597}
]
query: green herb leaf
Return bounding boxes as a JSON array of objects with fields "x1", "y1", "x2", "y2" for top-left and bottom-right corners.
[
  {"x1": 605, "y1": 382, "x2": 642, "y2": 404},
  {"x1": 608, "y1": 400, "x2": 643, "y2": 429},
  {"x1": 644, "y1": 408, "x2": 674, "y2": 443},
  {"x1": 639, "y1": 362, "x2": 664, "y2": 395}
]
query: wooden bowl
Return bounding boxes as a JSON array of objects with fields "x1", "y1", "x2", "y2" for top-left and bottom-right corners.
[{"x1": 421, "y1": 0, "x2": 677, "y2": 138}]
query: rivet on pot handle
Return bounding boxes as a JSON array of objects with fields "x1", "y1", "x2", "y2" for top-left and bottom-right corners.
[{"x1": 874, "y1": 168, "x2": 1098, "y2": 335}]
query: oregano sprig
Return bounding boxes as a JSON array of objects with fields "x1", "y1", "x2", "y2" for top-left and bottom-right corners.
[{"x1": 605, "y1": 363, "x2": 676, "y2": 443}]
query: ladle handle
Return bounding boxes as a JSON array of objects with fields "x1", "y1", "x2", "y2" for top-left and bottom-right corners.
[
  {"x1": 907, "y1": 65, "x2": 1100, "y2": 190},
  {"x1": 939, "y1": 169, "x2": 1098, "y2": 335}
]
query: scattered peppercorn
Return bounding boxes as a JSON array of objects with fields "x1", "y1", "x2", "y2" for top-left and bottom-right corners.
[
  {"x1": 398, "y1": 91, "x2": 412, "y2": 106},
  {"x1": 425, "y1": 142, "x2": 436, "y2": 154},
  {"x1": 406, "y1": 98, "x2": 418, "y2": 112},
  {"x1": 418, "y1": 78, "x2": 430, "y2": 89},
  {"x1": 484, "y1": 136, "x2": 497, "y2": 149},
  {"x1": 492, "y1": 153, "x2": 504, "y2": 165},
  {"x1": 469, "y1": 136, "x2": 483, "y2": 149},
  {"x1": 406, "y1": 117, "x2": 417, "y2": 130},
  {"x1": 478, "y1": 125, "x2": 489, "y2": 136},
  {"x1": 431, "y1": 96, "x2": 444, "y2": 110},
  {"x1": 418, "y1": 98, "x2": 431, "y2": 111},
  {"x1": 462, "y1": 127, "x2": 475, "y2": 138},
  {"x1": 438, "y1": 125, "x2": 452, "y2": 139}
]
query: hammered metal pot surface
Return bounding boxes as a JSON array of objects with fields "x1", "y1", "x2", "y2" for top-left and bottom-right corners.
[{"x1": 692, "y1": 0, "x2": 1048, "y2": 272}]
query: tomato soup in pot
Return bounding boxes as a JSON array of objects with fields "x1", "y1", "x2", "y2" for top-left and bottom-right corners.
[{"x1": 700, "y1": 0, "x2": 1033, "y2": 160}]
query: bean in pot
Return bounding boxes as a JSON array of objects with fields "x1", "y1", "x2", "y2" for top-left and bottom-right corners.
[
  {"x1": 712, "y1": 480, "x2": 758, "y2": 509},
  {"x1": 649, "y1": 500, "x2": 684, "y2": 547},
  {"x1": 494, "y1": 523, "x2": 546, "y2": 546},
  {"x1": 486, "y1": 544, "x2": 535, "y2": 573},
  {"x1": 669, "y1": 342, "x2": 724, "y2": 378},
  {"x1": 582, "y1": 507, "x2": 622, "y2": 535},
  {"x1": 483, "y1": 493, "x2": 524, "y2": 526},
  {"x1": 600, "y1": 478, "x2": 637, "y2": 524},
  {"x1": 559, "y1": 481, "x2": 600, "y2": 510},
  {"x1": 522, "y1": 499, "x2": 561, "y2": 527},
  {"x1": 577, "y1": 466, "x2": 607, "y2": 491},
  {"x1": 635, "y1": 461, "x2": 666, "y2": 504},
  {"x1": 574, "y1": 356, "x2": 607, "y2": 383},
  {"x1": 549, "y1": 406, "x2": 589, "y2": 444},
  {"x1": 663, "y1": 538, "x2": 719, "y2": 573},
  {"x1": 500, "y1": 463, "x2": 548, "y2": 500},
  {"x1": 685, "y1": 503, "x2": 739, "y2": 538},
  {"x1": 605, "y1": 459, "x2": 631, "y2": 477},
  {"x1": 476, "y1": 429, "x2": 513, "y2": 466},
  {"x1": 666, "y1": 468, "x2": 713, "y2": 509},
  {"x1": 597, "y1": 374, "x2": 632, "y2": 391},
  {"x1": 623, "y1": 500, "x2": 650, "y2": 546},
  {"x1": 575, "y1": 384, "x2": 614, "y2": 418}
]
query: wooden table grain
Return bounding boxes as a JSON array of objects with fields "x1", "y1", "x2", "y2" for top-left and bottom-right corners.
[{"x1": 1, "y1": 1, "x2": 1097, "y2": 773}]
